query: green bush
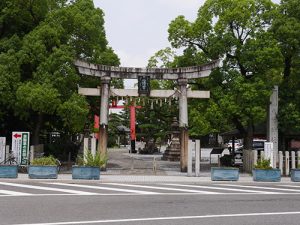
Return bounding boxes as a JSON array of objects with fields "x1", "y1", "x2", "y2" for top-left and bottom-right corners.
[
  {"x1": 31, "y1": 155, "x2": 57, "y2": 166},
  {"x1": 254, "y1": 158, "x2": 272, "y2": 170},
  {"x1": 77, "y1": 150, "x2": 107, "y2": 168}
]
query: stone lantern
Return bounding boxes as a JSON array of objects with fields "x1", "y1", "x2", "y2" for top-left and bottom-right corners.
[{"x1": 162, "y1": 117, "x2": 181, "y2": 161}]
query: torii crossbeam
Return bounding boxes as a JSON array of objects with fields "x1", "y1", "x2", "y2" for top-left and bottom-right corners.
[{"x1": 75, "y1": 60, "x2": 219, "y2": 172}]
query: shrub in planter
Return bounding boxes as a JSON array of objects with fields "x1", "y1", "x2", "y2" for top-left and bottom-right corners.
[
  {"x1": 252, "y1": 158, "x2": 281, "y2": 182},
  {"x1": 72, "y1": 151, "x2": 107, "y2": 180},
  {"x1": 0, "y1": 165, "x2": 18, "y2": 178},
  {"x1": 291, "y1": 164, "x2": 300, "y2": 182},
  {"x1": 211, "y1": 167, "x2": 239, "y2": 181},
  {"x1": 28, "y1": 156, "x2": 58, "y2": 179}
]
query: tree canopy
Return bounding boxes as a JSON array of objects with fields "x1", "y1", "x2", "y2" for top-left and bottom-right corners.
[
  {"x1": 149, "y1": 0, "x2": 290, "y2": 148},
  {"x1": 0, "y1": 0, "x2": 120, "y2": 145}
]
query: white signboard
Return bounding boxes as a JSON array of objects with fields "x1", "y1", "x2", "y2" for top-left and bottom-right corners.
[
  {"x1": 0, "y1": 137, "x2": 6, "y2": 163},
  {"x1": 264, "y1": 142, "x2": 274, "y2": 168},
  {"x1": 12, "y1": 132, "x2": 30, "y2": 165}
]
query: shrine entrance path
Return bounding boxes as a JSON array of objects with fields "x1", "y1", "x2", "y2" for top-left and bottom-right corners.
[{"x1": 105, "y1": 148, "x2": 215, "y2": 176}]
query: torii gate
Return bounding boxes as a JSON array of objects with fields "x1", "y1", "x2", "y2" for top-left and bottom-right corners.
[{"x1": 75, "y1": 60, "x2": 219, "y2": 172}]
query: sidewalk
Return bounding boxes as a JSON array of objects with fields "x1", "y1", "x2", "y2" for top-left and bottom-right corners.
[
  {"x1": 7, "y1": 172, "x2": 293, "y2": 183},
  {"x1": 4, "y1": 148, "x2": 294, "y2": 183}
]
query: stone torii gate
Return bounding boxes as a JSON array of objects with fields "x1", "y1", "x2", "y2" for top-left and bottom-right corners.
[{"x1": 75, "y1": 60, "x2": 219, "y2": 172}]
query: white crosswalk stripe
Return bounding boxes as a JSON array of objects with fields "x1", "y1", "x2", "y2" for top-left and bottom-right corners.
[
  {"x1": 104, "y1": 183, "x2": 219, "y2": 194},
  {"x1": 162, "y1": 183, "x2": 278, "y2": 194},
  {"x1": 278, "y1": 185, "x2": 300, "y2": 189},
  {"x1": 0, "y1": 182, "x2": 97, "y2": 195},
  {"x1": 216, "y1": 184, "x2": 300, "y2": 193},
  {"x1": 0, "y1": 182, "x2": 300, "y2": 197},
  {"x1": 0, "y1": 190, "x2": 32, "y2": 196},
  {"x1": 47, "y1": 182, "x2": 159, "y2": 195}
]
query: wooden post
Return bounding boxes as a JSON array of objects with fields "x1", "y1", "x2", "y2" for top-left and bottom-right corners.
[
  {"x1": 253, "y1": 150, "x2": 258, "y2": 171},
  {"x1": 195, "y1": 140, "x2": 200, "y2": 177},
  {"x1": 291, "y1": 151, "x2": 296, "y2": 169},
  {"x1": 91, "y1": 137, "x2": 96, "y2": 156},
  {"x1": 285, "y1": 151, "x2": 290, "y2": 176},
  {"x1": 83, "y1": 137, "x2": 89, "y2": 161},
  {"x1": 99, "y1": 76, "x2": 110, "y2": 170},
  {"x1": 178, "y1": 78, "x2": 188, "y2": 172},
  {"x1": 279, "y1": 151, "x2": 283, "y2": 175},
  {"x1": 298, "y1": 151, "x2": 300, "y2": 168},
  {"x1": 187, "y1": 140, "x2": 193, "y2": 177}
]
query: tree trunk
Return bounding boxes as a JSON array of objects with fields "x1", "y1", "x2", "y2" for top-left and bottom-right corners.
[
  {"x1": 243, "y1": 123, "x2": 254, "y2": 150},
  {"x1": 32, "y1": 113, "x2": 43, "y2": 145}
]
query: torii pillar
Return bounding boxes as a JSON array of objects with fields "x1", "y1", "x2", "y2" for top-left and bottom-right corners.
[
  {"x1": 99, "y1": 76, "x2": 111, "y2": 170},
  {"x1": 178, "y1": 78, "x2": 189, "y2": 172}
]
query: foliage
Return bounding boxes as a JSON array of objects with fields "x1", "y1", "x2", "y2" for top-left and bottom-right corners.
[
  {"x1": 165, "y1": 0, "x2": 283, "y2": 148},
  {"x1": 0, "y1": 0, "x2": 120, "y2": 145},
  {"x1": 271, "y1": 0, "x2": 300, "y2": 135},
  {"x1": 31, "y1": 155, "x2": 57, "y2": 166},
  {"x1": 254, "y1": 158, "x2": 272, "y2": 170},
  {"x1": 77, "y1": 150, "x2": 107, "y2": 168}
]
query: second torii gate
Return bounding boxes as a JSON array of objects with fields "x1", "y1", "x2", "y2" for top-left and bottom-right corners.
[{"x1": 75, "y1": 60, "x2": 219, "y2": 172}]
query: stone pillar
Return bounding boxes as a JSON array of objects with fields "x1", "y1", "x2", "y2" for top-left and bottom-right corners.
[
  {"x1": 99, "y1": 76, "x2": 111, "y2": 170},
  {"x1": 267, "y1": 86, "x2": 278, "y2": 166},
  {"x1": 178, "y1": 78, "x2": 188, "y2": 172}
]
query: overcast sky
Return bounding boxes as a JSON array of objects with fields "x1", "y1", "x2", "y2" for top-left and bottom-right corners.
[{"x1": 94, "y1": 0, "x2": 205, "y2": 68}]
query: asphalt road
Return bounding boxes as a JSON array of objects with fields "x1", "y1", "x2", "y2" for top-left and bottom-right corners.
[{"x1": 1, "y1": 182, "x2": 300, "y2": 225}]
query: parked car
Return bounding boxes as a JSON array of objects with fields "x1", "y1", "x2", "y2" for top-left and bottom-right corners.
[{"x1": 225, "y1": 140, "x2": 243, "y2": 150}]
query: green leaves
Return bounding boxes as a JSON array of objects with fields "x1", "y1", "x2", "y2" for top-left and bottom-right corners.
[
  {"x1": 77, "y1": 150, "x2": 107, "y2": 168},
  {"x1": 31, "y1": 155, "x2": 58, "y2": 166},
  {"x1": 0, "y1": 0, "x2": 120, "y2": 144},
  {"x1": 58, "y1": 94, "x2": 89, "y2": 133},
  {"x1": 15, "y1": 82, "x2": 61, "y2": 118}
]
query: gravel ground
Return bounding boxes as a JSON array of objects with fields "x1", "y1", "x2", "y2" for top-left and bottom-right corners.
[{"x1": 106, "y1": 147, "x2": 219, "y2": 175}]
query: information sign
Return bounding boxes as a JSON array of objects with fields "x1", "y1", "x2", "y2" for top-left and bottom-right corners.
[{"x1": 12, "y1": 132, "x2": 30, "y2": 165}]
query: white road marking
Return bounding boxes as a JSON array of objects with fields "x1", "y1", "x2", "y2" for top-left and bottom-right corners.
[
  {"x1": 217, "y1": 184, "x2": 300, "y2": 193},
  {"x1": 104, "y1": 183, "x2": 219, "y2": 194},
  {"x1": 162, "y1": 183, "x2": 277, "y2": 194},
  {"x1": 12, "y1": 211, "x2": 300, "y2": 225},
  {"x1": 278, "y1": 185, "x2": 300, "y2": 189},
  {"x1": 0, "y1": 190, "x2": 32, "y2": 196},
  {"x1": 47, "y1": 183, "x2": 158, "y2": 195},
  {"x1": 0, "y1": 182, "x2": 97, "y2": 195}
]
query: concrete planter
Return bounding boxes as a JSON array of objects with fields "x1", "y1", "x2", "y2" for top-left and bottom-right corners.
[
  {"x1": 28, "y1": 166, "x2": 58, "y2": 179},
  {"x1": 211, "y1": 167, "x2": 239, "y2": 181},
  {"x1": 252, "y1": 169, "x2": 281, "y2": 182},
  {"x1": 291, "y1": 169, "x2": 300, "y2": 182},
  {"x1": 0, "y1": 165, "x2": 18, "y2": 178},
  {"x1": 72, "y1": 166, "x2": 100, "y2": 180}
]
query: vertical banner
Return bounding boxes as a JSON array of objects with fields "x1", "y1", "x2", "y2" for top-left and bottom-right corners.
[
  {"x1": 12, "y1": 132, "x2": 30, "y2": 165},
  {"x1": 94, "y1": 115, "x2": 100, "y2": 140},
  {"x1": 0, "y1": 137, "x2": 6, "y2": 163}
]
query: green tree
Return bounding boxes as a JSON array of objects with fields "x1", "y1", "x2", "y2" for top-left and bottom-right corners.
[
  {"x1": 168, "y1": 0, "x2": 283, "y2": 148},
  {"x1": 0, "y1": 0, "x2": 120, "y2": 145},
  {"x1": 271, "y1": 0, "x2": 300, "y2": 141}
]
